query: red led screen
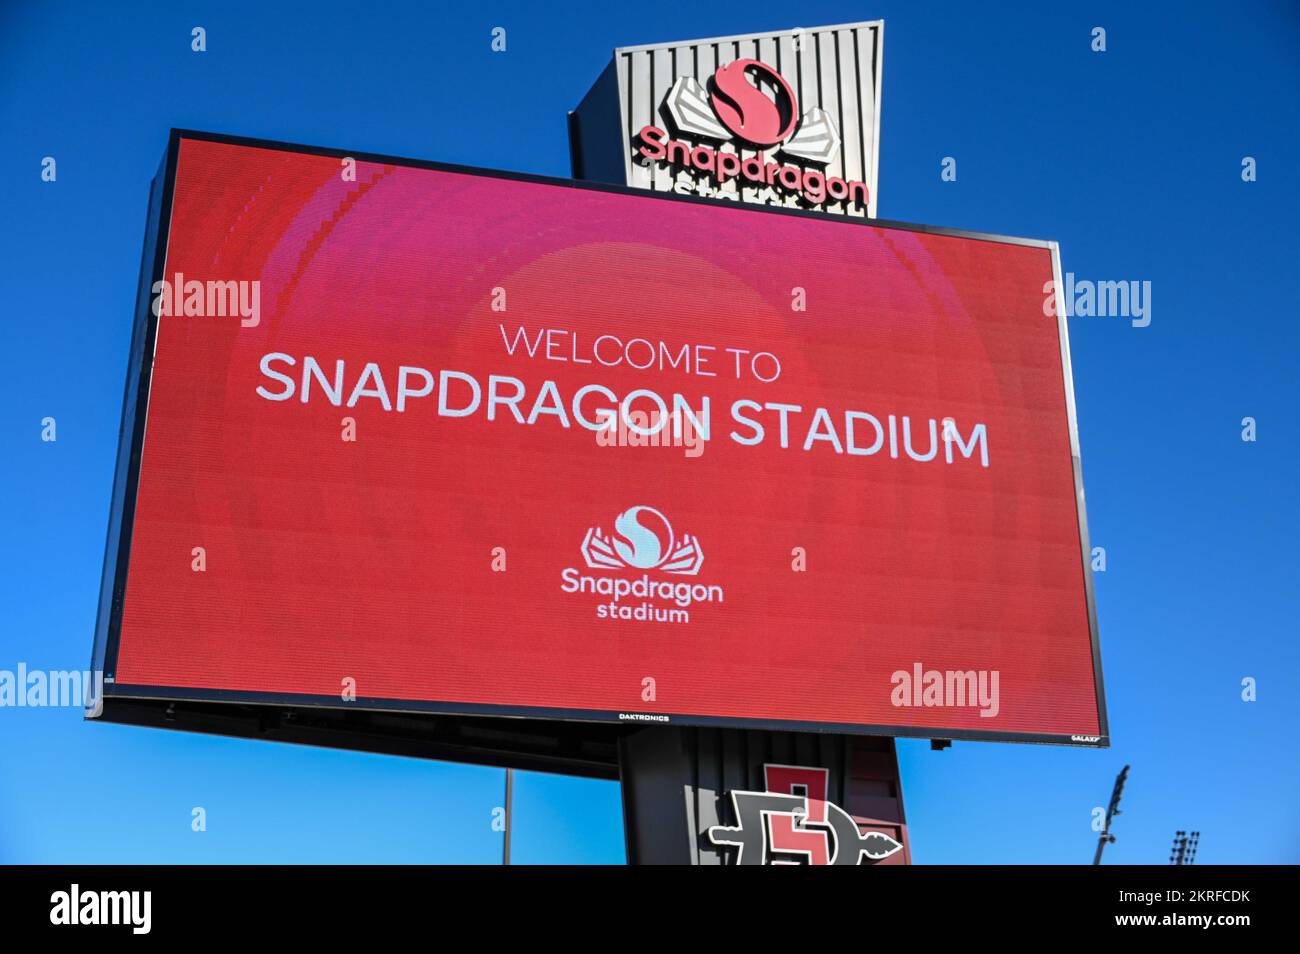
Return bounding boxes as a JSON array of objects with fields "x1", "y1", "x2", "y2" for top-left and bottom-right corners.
[{"x1": 106, "y1": 133, "x2": 1105, "y2": 744}]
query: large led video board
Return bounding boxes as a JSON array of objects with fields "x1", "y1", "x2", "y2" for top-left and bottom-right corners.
[{"x1": 92, "y1": 131, "x2": 1107, "y2": 746}]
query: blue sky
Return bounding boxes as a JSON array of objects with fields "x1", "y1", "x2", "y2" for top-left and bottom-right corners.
[{"x1": 1, "y1": 0, "x2": 1296, "y2": 864}]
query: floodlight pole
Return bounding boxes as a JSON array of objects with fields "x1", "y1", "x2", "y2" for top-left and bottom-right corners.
[
  {"x1": 502, "y1": 768, "x2": 514, "y2": 865},
  {"x1": 1170, "y1": 830, "x2": 1200, "y2": 865},
  {"x1": 1092, "y1": 764, "x2": 1129, "y2": 865}
]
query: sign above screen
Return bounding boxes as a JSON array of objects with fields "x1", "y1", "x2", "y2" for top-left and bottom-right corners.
[{"x1": 95, "y1": 131, "x2": 1107, "y2": 746}]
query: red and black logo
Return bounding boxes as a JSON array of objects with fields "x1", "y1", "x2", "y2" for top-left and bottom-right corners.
[
  {"x1": 706, "y1": 764, "x2": 904, "y2": 865},
  {"x1": 636, "y1": 59, "x2": 870, "y2": 211},
  {"x1": 709, "y1": 59, "x2": 799, "y2": 147}
]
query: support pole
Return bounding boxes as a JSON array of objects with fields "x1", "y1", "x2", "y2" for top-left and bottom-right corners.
[
  {"x1": 502, "y1": 768, "x2": 513, "y2": 865},
  {"x1": 1092, "y1": 764, "x2": 1129, "y2": 865}
]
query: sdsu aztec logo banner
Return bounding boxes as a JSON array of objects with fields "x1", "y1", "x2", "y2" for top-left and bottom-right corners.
[
  {"x1": 707, "y1": 765, "x2": 904, "y2": 865},
  {"x1": 638, "y1": 58, "x2": 871, "y2": 213},
  {"x1": 563, "y1": 507, "x2": 724, "y2": 624}
]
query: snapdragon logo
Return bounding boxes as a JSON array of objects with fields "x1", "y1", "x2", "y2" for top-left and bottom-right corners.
[
  {"x1": 562, "y1": 506, "x2": 724, "y2": 624},
  {"x1": 638, "y1": 58, "x2": 871, "y2": 211},
  {"x1": 582, "y1": 505, "x2": 702, "y2": 573}
]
